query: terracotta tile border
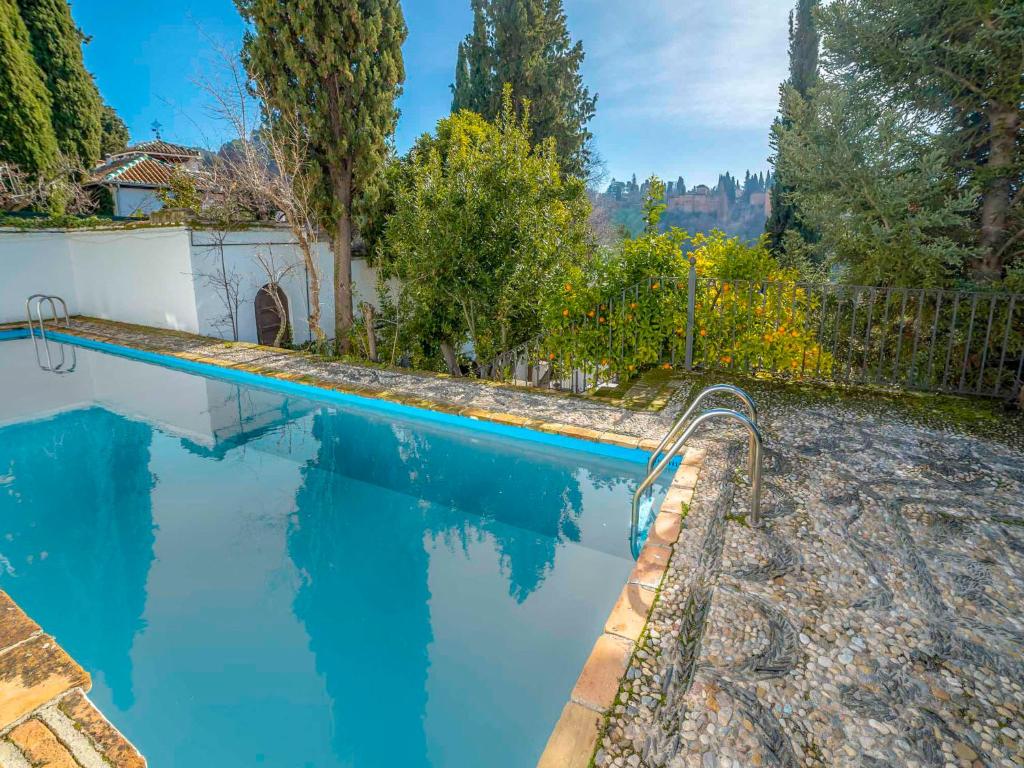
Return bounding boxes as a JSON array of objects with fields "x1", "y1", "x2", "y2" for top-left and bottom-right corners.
[
  {"x1": 536, "y1": 447, "x2": 706, "y2": 768},
  {"x1": 0, "y1": 591, "x2": 146, "y2": 767}
]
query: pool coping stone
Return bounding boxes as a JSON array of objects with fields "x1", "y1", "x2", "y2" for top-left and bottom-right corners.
[
  {"x1": 0, "y1": 591, "x2": 147, "y2": 768},
  {"x1": 536, "y1": 449, "x2": 706, "y2": 768}
]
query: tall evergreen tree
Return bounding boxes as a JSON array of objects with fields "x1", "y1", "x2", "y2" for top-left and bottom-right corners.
[
  {"x1": 767, "y1": 0, "x2": 820, "y2": 256},
  {"x1": 237, "y1": 0, "x2": 407, "y2": 352},
  {"x1": 0, "y1": 0, "x2": 58, "y2": 173},
  {"x1": 450, "y1": 0, "x2": 596, "y2": 177},
  {"x1": 821, "y1": 0, "x2": 1024, "y2": 281},
  {"x1": 16, "y1": 0, "x2": 103, "y2": 167},
  {"x1": 99, "y1": 103, "x2": 129, "y2": 155},
  {"x1": 451, "y1": 0, "x2": 491, "y2": 115}
]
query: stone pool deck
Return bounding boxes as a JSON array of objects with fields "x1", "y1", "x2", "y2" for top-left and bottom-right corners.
[
  {"x1": 31, "y1": 317, "x2": 676, "y2": 443},
  {"x1": 0, "y1": 592, "x2": 145, "y2": 768},
  {"x1": 597, "y1": 404, "x2": 1024, "y2": 768},
  {"x1": 7, "y1": 317, "x2": 1024, "y2": 768}
]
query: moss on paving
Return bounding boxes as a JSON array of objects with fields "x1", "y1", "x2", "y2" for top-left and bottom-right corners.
[{"x1": 606, "y1": 367, "x2": 1024, "y2": 451}]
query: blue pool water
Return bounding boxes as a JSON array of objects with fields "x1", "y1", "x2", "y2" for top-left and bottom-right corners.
[{"x1": 0, "y1": 335, "x2": 663, "y2": 767}]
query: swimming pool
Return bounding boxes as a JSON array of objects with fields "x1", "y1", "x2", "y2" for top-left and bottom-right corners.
[{"x1": 0, "y1": 333, "x2": 664, "y2": 767}]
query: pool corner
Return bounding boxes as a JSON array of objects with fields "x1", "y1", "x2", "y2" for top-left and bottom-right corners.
[{"x1": 0, "y1": 590, "x2": 147, "y2": 767}]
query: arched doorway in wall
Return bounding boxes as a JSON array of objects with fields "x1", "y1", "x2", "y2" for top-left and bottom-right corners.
[{"x1": 255, "y1": 283, "x2": 291, "y2": 347}]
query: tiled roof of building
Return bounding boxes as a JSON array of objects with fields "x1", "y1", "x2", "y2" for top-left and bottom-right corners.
[
  {"x1": 87, "y1": 153, "x2": 211, "y2": 190},
  {"x1": 111, "y1": 140, "x2": 201, "y2": 162},
  {"x1": 88, "y1": 153, "x2": 177, "y2": 188}
]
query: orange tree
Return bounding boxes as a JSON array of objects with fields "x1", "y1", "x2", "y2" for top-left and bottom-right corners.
[
  {"x1": 690, "y1": 231, "x2": 830, "y2": 376},
  {"x1": 539, "y1": 178, "x2": 831, "y2": 382}
]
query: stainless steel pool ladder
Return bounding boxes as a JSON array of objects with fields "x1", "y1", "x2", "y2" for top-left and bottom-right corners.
[
  {"x1": 647, "y1": 383, "x2": 758, "y2": 477},
  {"x1": 25, "y1": 294, "x2": 75, "y2": 373},
  {"x1": 629, "y1": 385, "x2": 764, "y2": 558}
]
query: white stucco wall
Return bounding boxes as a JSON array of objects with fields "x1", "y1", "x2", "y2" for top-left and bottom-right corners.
[
  {"x1": 0, "y1": 230, "x2": 76, "y2": 322},
  {"x1": 0, "y1": 225, "x2": 380, "y2": 345},
  {"x1": 70, "y1": 227, "x2": 199, "y2": 331},
  {"x1": 189, "y1": 229, "x2": 341, "y2": 345},
  {"x1": 114, "y1": 186, "x2": 163, "y2": 217}
]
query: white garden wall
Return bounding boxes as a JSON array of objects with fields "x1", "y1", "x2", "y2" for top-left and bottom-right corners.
[
  {"x1": 189, "y1": 229, "x2": 341, "y2": 345},
  {"x1": 70, "y1": 227, "x2": 198, "y2": 331},
  {"x1": 0, "y1": 230, "x2": 76, "y2": 322},
  {"x1": 0, "y1": 225, "x2": 380, "y2": 345}
]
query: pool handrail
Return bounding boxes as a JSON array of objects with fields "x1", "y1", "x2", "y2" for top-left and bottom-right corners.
[
  {"x1": 647, "y1": 383, "x2": 758, "y2": 477},
  {"x1": 25, "y1": 294, "x2": 73, "y2": 372},
  {"x1": 630, "y1": 407, "x2": 763, "y2": 558}
]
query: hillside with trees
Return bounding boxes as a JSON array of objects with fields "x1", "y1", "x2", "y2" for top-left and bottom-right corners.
[{"x1": 593, "y1": 170, "x2": 773, "y2": 243}]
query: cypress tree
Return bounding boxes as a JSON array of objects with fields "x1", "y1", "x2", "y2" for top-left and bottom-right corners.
[
  {"x1": 767, "y1": 0, "x2": 819, "y2": 255},
  {"x1": 16, "y1": 0, "x2": 103, "y2": 167},
  {"x1": 237, "y1": 0, "x2": 407, "y2": 353},
  {"x1": 99, "y1": 103, "x2": 129, "y2": 155},
  {"x1": 451, "y1": 0, "x2": 491, "y2": 115},
  {"x1": 450, "y1": 0, "x2": 596, "y2": 177},
  {"x1": 0, "y1": 0, "x2": 58, "y2": 173},
  {"x1": 820, "y1": 0, "x2": 1024, "y2": 280}
]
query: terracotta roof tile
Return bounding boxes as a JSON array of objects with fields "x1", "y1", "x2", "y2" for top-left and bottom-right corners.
[
  {"x1": 88, "y1": 154, "x2": 174, "y2": 187},
  {"x1": 113, "y1": 140, "x2": 201, "y2": 162},
  {"x1": 87, "y1": 153, "x2": 210, "y2": 190}
]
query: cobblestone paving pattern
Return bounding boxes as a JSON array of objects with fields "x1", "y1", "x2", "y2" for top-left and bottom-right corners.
[{"x1": 599, "y1": 404, "x2": 1024, "y2": 768}]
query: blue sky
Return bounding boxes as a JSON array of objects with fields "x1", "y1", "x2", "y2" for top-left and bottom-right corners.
[{"x1": 73, "y1": 1, "x2": 791, "y2": 187}]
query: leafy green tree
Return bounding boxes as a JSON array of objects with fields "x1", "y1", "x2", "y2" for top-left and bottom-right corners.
[
  {"x1": 237, "y1": 0, "x2": 407, "y2": 353},
  {"x1": 544, "y1": 179, "x2": 827, "y2": 381},
  {"x1": 767, "y1": 0, "x2": 819, "y2": 258},
  {"x1": 99, "y1": 103, "x2": 129, "y2": 155},
  {"x1": 16, "y1": 0, "x2": 103, "y2": 168},
  {"x1": 819, "y1": 0, "x2": 1024, "y2": 281},
  {"x1": 776, "y1": 81, "x2": 976, "y2": 287},
  {"x1": 383, "y1": 94, "x2": 591, "y2": 374},
  {"x1": 157, "y1": 165, "x2": 202, "y2": 213},
  {"x1": 0, "y1": 0, "x2": 58, "y2": 173},
  {"x1": 451, "y1": 0, "x2": 597, "y2": 178}
]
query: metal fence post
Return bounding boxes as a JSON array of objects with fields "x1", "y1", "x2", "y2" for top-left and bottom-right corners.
[{"x1": 684, "y1": 255, "x2": 697, "y2": 371}]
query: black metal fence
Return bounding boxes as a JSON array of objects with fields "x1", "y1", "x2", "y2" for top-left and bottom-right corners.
[
  {"x1": 694, "y1": 278, "x2": 1023, "y2": 397},
  {"x1": 488, "y1": 264, "x2": 1023, "y2": 398}
]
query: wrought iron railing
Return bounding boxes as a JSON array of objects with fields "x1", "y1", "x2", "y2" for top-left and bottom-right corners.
[
  {"x1": 694, "y1": 279, "x2": 1022, "y2": 396},
  {"x1": 484, "y1": 261, "x2": 1023, "y2": 398}
]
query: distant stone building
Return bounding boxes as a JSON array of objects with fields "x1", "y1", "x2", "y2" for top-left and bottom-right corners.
[{"x1": 598, "y1": 170, "x2": 773, "y2": 242}]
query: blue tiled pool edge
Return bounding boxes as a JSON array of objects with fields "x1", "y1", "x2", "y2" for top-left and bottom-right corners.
[{"x1": 0, "y1": 327, "x2": 654, "y2": 465}]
